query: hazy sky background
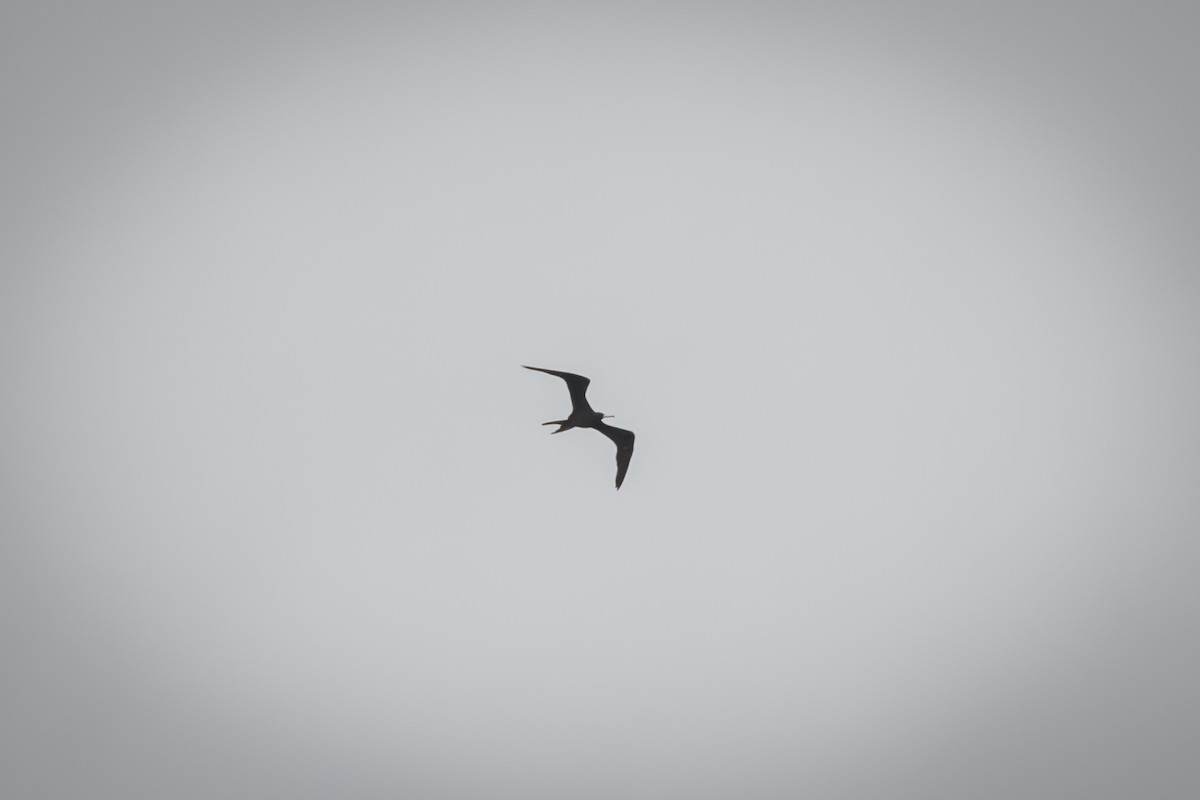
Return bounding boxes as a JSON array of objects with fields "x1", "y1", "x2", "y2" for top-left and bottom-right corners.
[{"x1": 2, "y1": 2, "x2": 1198, "y2": 798}]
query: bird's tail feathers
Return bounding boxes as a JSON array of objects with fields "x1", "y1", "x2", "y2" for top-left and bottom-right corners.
[{"x1": 542, "y1": 420, "x2": 572, "y2": 433}]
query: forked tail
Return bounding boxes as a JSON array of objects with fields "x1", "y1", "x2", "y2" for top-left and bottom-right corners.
[{"x1": 542, "y1": 420, "x2": 572, "y2": 434}]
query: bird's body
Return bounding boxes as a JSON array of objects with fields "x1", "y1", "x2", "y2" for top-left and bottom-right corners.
[{"x1": 523, "y1": 366, "x2": 636, "y2": 489}]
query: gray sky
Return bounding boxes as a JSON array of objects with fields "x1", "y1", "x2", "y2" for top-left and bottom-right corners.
[{"x1": 3, "y1": 3, "x2": 1198, "y2": 798}]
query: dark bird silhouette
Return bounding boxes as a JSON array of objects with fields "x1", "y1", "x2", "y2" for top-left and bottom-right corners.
[{"x1": 523, "y1": 366, "x2": 636, "y2": 489}]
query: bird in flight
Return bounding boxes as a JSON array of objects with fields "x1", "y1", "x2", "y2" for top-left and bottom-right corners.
[{"x1": 523, "y1": 366, "x2": 636, "y2": 489}]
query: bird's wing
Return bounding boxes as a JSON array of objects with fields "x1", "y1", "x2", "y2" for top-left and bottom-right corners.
[
  {"x1": 522, "y1": 366, "x2": 593, "y2": 414},
  {"x1": 594, "y1": 420, "x2": 635, "y2": 489}
]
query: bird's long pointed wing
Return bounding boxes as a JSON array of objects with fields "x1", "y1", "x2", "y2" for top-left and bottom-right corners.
[
  {"x1": 522, "y1": 366, "x2": 593, "y2": 414},
  {"x1": 594, "y1": 420, "x2": 635, "y2": 489}
]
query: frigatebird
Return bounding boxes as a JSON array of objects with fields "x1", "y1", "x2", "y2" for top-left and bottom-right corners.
[{"x1": 523, "y1": 366, "x2": 636, "y2": 489}]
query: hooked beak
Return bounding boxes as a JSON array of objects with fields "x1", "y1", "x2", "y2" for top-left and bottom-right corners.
[{"x1": 603, "y1": 414, "x2": 615, "y2": 419}]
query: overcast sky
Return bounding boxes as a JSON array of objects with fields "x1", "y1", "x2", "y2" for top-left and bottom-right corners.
[{"x1": 2, "y1": 3, "x2": 1198, "y2": 799}]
